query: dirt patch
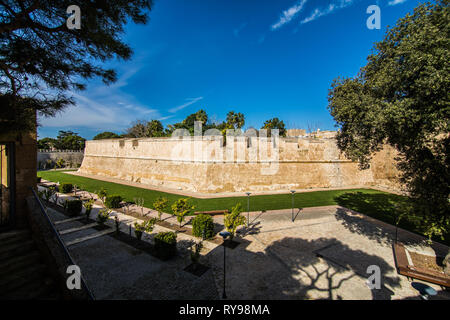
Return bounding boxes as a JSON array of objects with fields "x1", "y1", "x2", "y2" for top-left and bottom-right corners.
[{"x1": 409, "y1": 251, "x2": 445, "y2": 274}]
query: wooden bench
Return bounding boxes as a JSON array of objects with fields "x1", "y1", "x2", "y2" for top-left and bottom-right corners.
[
  {"x1": 194, "y1": 210, "x2": 229, "y2": 216},
  {"x1": 393, "y1": 242, "x2": 450, "y2": 288}
]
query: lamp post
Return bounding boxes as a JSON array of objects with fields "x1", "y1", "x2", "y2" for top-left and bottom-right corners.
[
  {"x1": 290, "y1": 190, "x2": 296, "y2": 222},
  {"x1": 245, "y1": 192, "x2": 251, "y2": 227},
  {"x1": 219, "y1": 231, "x2": 231, "y2": 299}
]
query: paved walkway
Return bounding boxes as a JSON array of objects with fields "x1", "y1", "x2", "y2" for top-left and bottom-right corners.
[{"x1": 39, "y1": 185, "x2": 448, "y2": 300}]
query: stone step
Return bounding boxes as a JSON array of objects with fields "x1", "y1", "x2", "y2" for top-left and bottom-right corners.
[
  {"x1": 0, "y1": 263, "x2": 47, "y2": 293},
  {"x1": 0, "y1": 229, "x2": 31, "y2": 242},
  {"x1": 2, "y1": 276, "x2": 59, "y2": 300},
  {"x1": 0, "y1": 250, "x2": 41, "y2": 274},
  {"x1": 1, "y1": 232, "x2": 32, "y2": 248},
  {"x1": 0, "y1": 240, "x2": 35, "y2": 262},
  {"x1": 54, "y1": 216, "x2": 85, "y2": 225},
  {"x1": 66, "y1": 229, "x2": 115, "y2": 246},
  {"x1": 59, "y1": 223, "x2": 98, "y2": 235}
]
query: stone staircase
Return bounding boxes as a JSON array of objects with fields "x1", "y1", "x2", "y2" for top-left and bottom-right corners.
[{"x1": 0, "y1": 229, "x2": 61, "y2": 299}]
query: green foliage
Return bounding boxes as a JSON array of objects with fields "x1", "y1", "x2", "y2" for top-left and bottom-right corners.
[
  {"x1": 60, "y1": 183, "x2": 73, "y2": 194},
  {"x1": 226, "y1": 111, "x2": 245, "y2": 129},
  {"x1": 153, "y1": 196, "x2": 169, "y2": 220},
  {"x1": 93, "y1": 132, "x2": 121, "y2": 140},
  {"x1": 192, "y1": 214, "x2": 215, "y2": 239},
  {"x1": 55, "y1": 158, "x2": 65, "y2": 168},
  {"x1": 190, "y1": 241, "x2": 203, "y2": 264},
  {"x1": 327, "y1": 0, "x2": 450, "y2": 240},
  {"x1": 126, "y1": 120, "x2": 165, "y2": 138},
  {"x1": 154, "y1": 232, "x2": 177, "y2": 260},
  {"x1": 97, "y1": 209, "x2": 111, "y2": 224},
  {"x1": 105, "y1": 195, "x2": 123, "y2": 209},
  {"x1": 171, "y1": 198, "x2": 195, "y2": 227},
  {"x1": 43, "y1": 186, "x2": 57, "y2": 204},
  {"x1": 133, "y1": 218, "x2": 156, "y2": 240},
  {"x1": 37, "y1": 137, "x2": 57, "y2": 150},
  {"x1": 134, "y1": 221, "x2": 145, "y2": 240},
  {"x1": 1, "y1": 1, "x2": 153, "y2": 134},
  {"x1": 261, "y1": 118, "x2": 287, "y2": 137},
  {"x1": 83, "y1": 199, "x2": 94, "y2": 220},
  {"x1": 224, "y1": 203, "x2": 246, "y2": 240},
  {"x1": 96, "y1": 188, "x2": 108, "y2": 202},
  {"x1": 66, "y1": 200, "x2": 82, "y2": 217}
]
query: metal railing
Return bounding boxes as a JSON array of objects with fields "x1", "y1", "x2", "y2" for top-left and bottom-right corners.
[{"x1": 30, "y1": 187, "x2": 94, "y2": 300}]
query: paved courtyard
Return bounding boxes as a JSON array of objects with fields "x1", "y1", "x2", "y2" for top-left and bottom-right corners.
[{"x1": 45, "y1": 192, "x2": 449, "y2": 300}]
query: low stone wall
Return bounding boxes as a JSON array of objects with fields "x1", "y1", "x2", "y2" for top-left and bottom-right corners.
[
  {"x1": 38, "y1": 150, "x2": 84, "y2": 169},
  {"x1": 78, "y1": 136, "x2": 400, "y2": 194}
]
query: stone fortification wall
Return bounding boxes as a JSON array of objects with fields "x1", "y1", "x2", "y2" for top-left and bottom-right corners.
[{"x1": 78, "y1": 136, "x2": 399, "y2": 193}]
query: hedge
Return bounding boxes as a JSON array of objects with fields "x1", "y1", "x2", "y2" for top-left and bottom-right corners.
[
  {"x1": 105, "y1": 195, "x2": 123, "y2": 208},
  {"x1": 192, "y1": 214, "x2": 215, "y2": 239},
  {"x1": 60, "y1": 183, "x2": 73, "y2": 194},
  {"x1": 66, "y1": 199, "x2": 82, "y2": 217},
  {"x1": 154, "y1": 231, "x2": 177, "y2": 260}
]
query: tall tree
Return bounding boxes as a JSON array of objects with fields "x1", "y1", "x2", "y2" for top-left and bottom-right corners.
[
  {"x1": 327, "y1": 1, "x2": 449, "y2": 242},
  {"x1": 0, "y1": 0, "x2": 152, "y2": 134},
  {"x1": 226, "y1": 111, "x2": 245, "y2": 130},
  {"x1": 261, "y1": 117, "x2": 287, "y2": 137},
  {"x1": 93, "y1": 131, "x2": 121, "y2": 140}
]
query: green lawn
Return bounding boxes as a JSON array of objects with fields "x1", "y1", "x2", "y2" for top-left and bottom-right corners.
[{"x1": 37, "y1": 170, "x2": 449, "y2": 245}]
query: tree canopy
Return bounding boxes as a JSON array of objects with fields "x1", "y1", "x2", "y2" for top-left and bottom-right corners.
[
  {"x1": 93, "y1": 131, "x2": 121, "y2": 140},
  {"x1": 327, "y1": 0, "x2": 449, "y2": 240},
  {"x1": 0, "y1": 0, "x2": 152, "y2": 134},
  {"x1": 261, "y1": 118, "x2": 287, "y2": 137}
]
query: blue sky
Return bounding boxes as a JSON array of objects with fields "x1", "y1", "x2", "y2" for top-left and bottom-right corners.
[{"x1": 38, "y1": 0, "x2": 422, "y2": 139}]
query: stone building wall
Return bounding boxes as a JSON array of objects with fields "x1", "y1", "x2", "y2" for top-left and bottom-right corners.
[
  {"x1": 78, "y1": 135, "x2": 400, "y2": 194},
  {"x1": 37, "y1": 150, "x2": 84, "y2": 169},
  {"x1": 0, "y1": 130, "x2": 37, "y2": 227}
]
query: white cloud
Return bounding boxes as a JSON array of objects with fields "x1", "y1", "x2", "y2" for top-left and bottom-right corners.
[
  {"x1": 233, "y1": 22, "x2": 248, "y2": 37},
  {"x1": 168, "y1": 97, "x2": 204, "y2": 113},
  {"x1": 271, "y1": 0, "x2": 307, "y2": 30},
  {"x1": 300, "y1": 0, "x2": 354, "y2": 25},
  {"x1": 39, "y1": 91, "x2": 159, "y2": 131},
  {"x1": 388, "y1": 0, "x2": 407, "y2": 6}
]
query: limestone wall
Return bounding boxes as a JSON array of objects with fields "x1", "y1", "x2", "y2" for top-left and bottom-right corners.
[{"x1": 78, "y1": 136, "x2": 400, "y2": 193}]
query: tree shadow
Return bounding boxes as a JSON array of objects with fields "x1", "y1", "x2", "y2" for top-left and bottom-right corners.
[
  {"x1": 205, "y1": 236, "x2": 404, "y2": 300},
  {"x1": 334, "y1": 192, "x2": 449, "y2": 249}
]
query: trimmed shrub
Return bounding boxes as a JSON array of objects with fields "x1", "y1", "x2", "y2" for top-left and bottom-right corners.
[
  {"x1": 97, "y1": 209, "x2": 111, "y2": 224},
  {"x1": 66, "y1": 200, "x2": 82, "y2": 217},
  {"x1": 105, "y1": 195, "x2": 123, "y2": 208},
  {"x1": 60, "y1": 183, "x2": 73, "y2": 194},
  {"x1": 192, "y1": 214, "x2": 215, "y2": 239},
  {"x1": 154, "y1": 231, "x2": 177, "y2": 260}
]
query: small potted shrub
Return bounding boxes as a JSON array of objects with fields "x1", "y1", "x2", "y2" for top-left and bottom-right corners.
[
  {"x1": 66, "y1": 199, "x2": 82, "y2": 217},
  {"x1": 60, "y1": 183, "x2": 73, "y2": 194},
  {"x1": 96, "y1": 188, "x2": 108, "y2": 203},
  {"x1": 83, "y1": 199, "x2": 94, "y2": 221},
  {"x1": 224, "y1": 203, "x2": 246, "y2": 241},
  {"x1": 153, "y1": 196, "x2": 169, "y2": 221},
  {"x1": 134, "y1": 221, "x2": 145, "y2": 240},
  {"x1": 97, "y1": 208, "x2": 111, "y2": 225},
  {"x1": 190, "y1": 241, "x2": 203, "y2": 266},
  {"x1": 154, "y1": 231, "x2": 177, "y2": 260},
  {"x1": 171, "y1": 198, "x2": 195, "y2": 228},
  {"x1": 105, "y1": 195, "x2": 123, "y2": 209},
  {"x1": 192, "y1": 214, "x2": 215, "y2": 239}
]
